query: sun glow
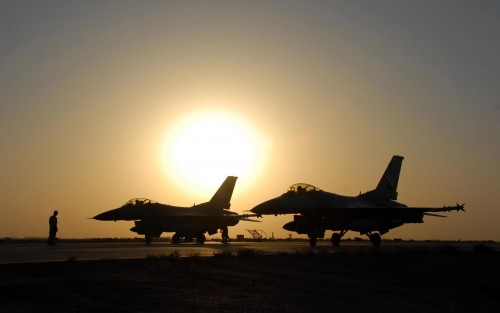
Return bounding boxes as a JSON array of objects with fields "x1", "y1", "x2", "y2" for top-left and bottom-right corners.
[{"x1": 163, "y1": 111, "x2": 266, "y2": 193}]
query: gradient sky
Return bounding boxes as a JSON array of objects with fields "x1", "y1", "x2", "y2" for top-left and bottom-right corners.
[{"x1": 1, "y1": 0, "x2": 498, "y2": 241}]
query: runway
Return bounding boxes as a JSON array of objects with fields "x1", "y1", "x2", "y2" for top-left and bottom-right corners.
[{"x1": 1, "y1": 239, "x2": 497, "y2": 264}]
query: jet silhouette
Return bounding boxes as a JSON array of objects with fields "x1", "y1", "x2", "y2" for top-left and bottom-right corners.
[
  {"x1": 94, "y1": 176, "x2": 256, "y2": 244},
  {"x1": 251, "y1": 156, "x2": 465, "y2": 246}
]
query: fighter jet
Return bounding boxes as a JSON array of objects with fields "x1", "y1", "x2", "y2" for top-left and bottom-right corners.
[
  {"x1": 250, "y1": 156, "x2": 465, "y2": 246},
  {"x1": 94, "y1": 176, "x2": 255, "y2": 244}
]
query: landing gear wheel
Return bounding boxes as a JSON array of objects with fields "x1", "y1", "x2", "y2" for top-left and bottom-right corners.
[
  {"x1": 331, "y1": 233, "x2": 341, "y2": 246},
  {"x1": 309, "y1": 237, "x2": 317, "y2": 247},
  {"x1": 145, "y1": 235, "x2": 152, "y2": 245},
  {"x1": 369, "y1": 233, "x2": 381, "y2": 246},
  {"x1": 172, "y1": 233, "x2": 181, "y2": 244},
  {"x1": 196, "y1": 234, "x2": 206, "y2": 245}
]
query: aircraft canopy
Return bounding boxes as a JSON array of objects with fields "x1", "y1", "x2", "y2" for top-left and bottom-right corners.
[
  {"x1": 124, "y1": 198, "x2": 158, "y2": 206},
  {"x1": 284, "y1": 183, "x2": 321, "y2": 195}
]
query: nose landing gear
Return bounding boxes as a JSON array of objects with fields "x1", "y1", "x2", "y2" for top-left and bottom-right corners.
[
  {"x1": 330, "y1": 230, "x2": 348, "y2": 246},
  {"x1": 366, "y1": 232, "x2": 382, "y2": 246}
]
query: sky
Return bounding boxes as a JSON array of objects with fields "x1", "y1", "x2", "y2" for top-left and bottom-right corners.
[{"x1": 1, "y1": 0, "x2": 498, "y2": 241}]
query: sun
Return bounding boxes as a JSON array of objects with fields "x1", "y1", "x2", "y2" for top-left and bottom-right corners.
[{"x1": 163, "y1": 111, "x2": 265, "y2": 193}]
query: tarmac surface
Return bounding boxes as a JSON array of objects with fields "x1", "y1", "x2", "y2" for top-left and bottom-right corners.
[
  {"x1": 1, "y1": 239, "x2": 499, "y2": 312},
  {"x1": 1, "y1": 239, "x2": 498, "y2": 264}
]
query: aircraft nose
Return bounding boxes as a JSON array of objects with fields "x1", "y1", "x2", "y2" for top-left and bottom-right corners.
[
  {"x1": 251, "y1": 196, "x2": 300, "y2": 215},
  {"x1": 250, "y1": 199, "x2": 276, "y2": 215},
  {"x1": 93, "y1": 209, "x2": 119, "y2": 221},
  {"x1": 250, "y1": 203, "x2": 264, "y2": 215}
]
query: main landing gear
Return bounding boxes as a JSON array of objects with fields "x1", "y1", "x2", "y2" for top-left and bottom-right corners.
[
  {"x1": 329, "y1": 231, "x2": 382, "y2": 246},
  {"x1": 307, "y1": 230, "x2": 325, "y2": 246},
  {"x1": 308, "y1": 237, "x2": 317, "y2": 247},
  {"x1": 172, "y1": 233, "x2": 181, "y2": 244},
  {"x1": 171, "y1": 233, "x2": 206, "y2": 244},
  {"x1": 145, "y1": 232, "x2": 161, "y2": 244},
  {"x1": 196, "y1": 234, "x2": 206, "y2": 245}
]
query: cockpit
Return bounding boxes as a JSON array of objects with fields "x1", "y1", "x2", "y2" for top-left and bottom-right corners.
[
  {"x1": 123, "y1": 198, "x2": 158, "y2": 207},
  {"x1": 284, "y1": 183, "x2": 322, "y2": 195}
]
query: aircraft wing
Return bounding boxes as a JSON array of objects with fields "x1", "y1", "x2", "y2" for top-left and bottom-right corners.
[
  {"x1": 253, "y1": 204, "x2": 465, "y2": 216},
  {"x1": 402, "y1": 204, "x2": 466, "y2": 214},
  {"x1": 326, "y1": 203, "x2": 466, "y2": 217}
]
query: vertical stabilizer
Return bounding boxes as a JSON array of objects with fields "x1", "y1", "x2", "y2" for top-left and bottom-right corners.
[
  {"x1": 360, "y1": 155, "x2": 404, "y2": 200},
  {"x1": 209, "y1": 176, "x2": 238, "y2": 210}
]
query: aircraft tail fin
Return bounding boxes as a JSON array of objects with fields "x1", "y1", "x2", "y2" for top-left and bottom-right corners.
[
  {"x1": 360, "y1": 155, "x2": 404, "y2": 200},
  {"x1": 209, "y1": 176, "x2": 238, "y2": 210}
]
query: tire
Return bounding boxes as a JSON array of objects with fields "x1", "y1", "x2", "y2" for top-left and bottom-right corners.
[
  {"x1": 196, "y1": 234, "x2": 206, "y2": 245},
  {"x1": 309, "y1": 237, "x2": 317, "y2": 247},
  {"x1": 172, "y1": 233, "x2": 181, "y2": 244},
  {"x1": 331, "y1": 233, "x2": 341, "y2": 246},
  {"x1": 370, "y1": 233, "x2": 381, "y2": 246}
]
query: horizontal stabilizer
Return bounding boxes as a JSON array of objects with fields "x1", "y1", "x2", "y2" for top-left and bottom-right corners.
[{"x1": 424, "y1": 213, "x2": 447, "y2": 218}]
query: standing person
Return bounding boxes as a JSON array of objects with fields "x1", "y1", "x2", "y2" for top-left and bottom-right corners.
[{"x1": 48, "y1": 210, "x2": 58, "y2": 245}]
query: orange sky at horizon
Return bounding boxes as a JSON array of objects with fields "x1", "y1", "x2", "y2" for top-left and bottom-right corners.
[{"x1": 0, "y1": 1, "x2": 498, "y2": 241}]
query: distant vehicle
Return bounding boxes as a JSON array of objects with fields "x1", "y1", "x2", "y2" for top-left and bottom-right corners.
[
  {"x1": 250, "y1": 156, "x2": 465, "y2": 246},
  {"x1": 93, "y1": 176, "x2": 256, "y2": 244}
]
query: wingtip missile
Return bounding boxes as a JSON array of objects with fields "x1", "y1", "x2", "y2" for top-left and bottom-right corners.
[
  {"x1": 442, "y1": 203, "x2": 466, "y2": 213},
  {"x1": 238, "y1": 214, "x2": 262, "y2": 222}
]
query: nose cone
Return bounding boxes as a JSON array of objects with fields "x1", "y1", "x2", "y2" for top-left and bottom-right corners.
[
  {"x1": 250, "y1": 201, "x2": 271, "y2": 216},
  {"x1": 251, "y1": 195, "x2": 306, "y2": 216},
  {"x1": 251, "y1": 197, "x2": 286, "y2": 215},
  {"x1": 93, "y1": 208, "x2": 122, "y2": 221}
]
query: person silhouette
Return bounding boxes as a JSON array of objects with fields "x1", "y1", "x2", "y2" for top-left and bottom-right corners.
[{"x1": 48, "y1": 210, "x2": 58, "y2": 245}]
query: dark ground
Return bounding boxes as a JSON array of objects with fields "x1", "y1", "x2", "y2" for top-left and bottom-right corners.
[{"x1": 0, "y1": 248, "x2": 498, "y2": 313}]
